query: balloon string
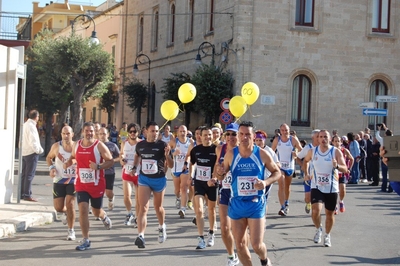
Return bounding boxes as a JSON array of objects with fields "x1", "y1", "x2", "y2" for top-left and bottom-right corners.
[
  {"x1": 160, "y1": 120, "x2": 170, "y2": 130},
  {"x1": 248, "y1": 105, "x2": 262, "y2": 117},
  {"x1": 178, "y1": 103, "x2": 185, "y2": 113}
]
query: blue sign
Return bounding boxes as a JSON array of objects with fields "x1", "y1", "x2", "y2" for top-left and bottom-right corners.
[
  {"x1": 362, "y1": 108, "x2": 388, "y2": 116},
  {"x1": 219, "y1": 111, "x2": 233, "y2": 124}
]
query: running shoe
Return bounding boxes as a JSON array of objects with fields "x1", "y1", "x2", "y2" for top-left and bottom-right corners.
[
  {"x1": 227, "y1": 254, "x2": 239, "y2": 266},
  {"x1": 125, "y1": 213, "x2": 134, "y2": 225},
  {"x1": 175, "y1": 198, "x2": 181, "y2": 209},
  {"x1": 179, "y1": 209, "x2": 185, "y2": 219},
  {"x1": 260, "y1": 257, "x2": 272, "y2": 266},
  {"x1": 324, "y1": 234, "x2": 331, "y2": 247},
  {"x1": 314, "y1": 227, "x2": 322, "y2": 243},
  {"x1": 67, "y1": 229, "x2": 76, "y2": 241},
  {"x1": 334, "y1": 206, "x2": 338, "y2": 215},
  {"x1": 284, "y1": 205, "x2": 289, "y2": 215},
  {"x1": 278, "y1": 207, "x2": 287, "y2": 216},
  {"x1": 95, "y1": 217, "x2": 101, "y2": 221},
  {"x1": 206, "y1": 233, "x2": 215, "y2": 247},
  {"x1": 108, "y1": 196, "x2": 115, "y2": 211},
  {"x1": 102, "y1": 216, "x2": 112, "y2": 230},
  {"x1": 187, "y1": 201, "x2": 194, "y2": 210},
  {"x1": 339, "y1": 202, "x2": 345, "y2": 213},
  {"x1": 135, "y1": 235, "x2": 146, "y2": 248},
  {"x1": 132, "y1": 217, "x2": 138, "y2": 228},
  {"x1": 61, "y1": 213, "x2": 67, "y2": 225},
  {"x1": 158, "y1": 227, "x2": 167, "y2": 243},
  {"x1": 196, "y1": 237, "x2": 206, "y2": 250},
  {"x1": 305, "y1": 203, "x2": 311, "y2": 214},
  {"x1": 76, "y1": 239, "x2": 91, "y2": 251}
]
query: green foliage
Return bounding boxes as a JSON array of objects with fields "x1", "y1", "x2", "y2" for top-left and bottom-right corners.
[
  {"x1": 161, "y1": 72, "x2": 195, "y2": 114},
  {"x1": 98, "y1": 84, "x2": 118, "y2": 114},
  {"x1": 191, "y1": 64, "x2": 234, "y2": 124},
  {"x1": 123, "y1": 79, "x2": 148, "y2": 111}
]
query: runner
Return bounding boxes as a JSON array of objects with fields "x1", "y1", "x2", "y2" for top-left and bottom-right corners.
[
  {"x1": 169, "y1": 125, "x2": 194, "y2": 218},
  {"x1": 271, "y1": 123, "x2": 302, "y2": 216},
  {"x1": 133, "y1": 121, "x2": 173, "y2": 248},
  {"x1": 216, "y1": 121, "x2": 281, "y2": 266},
  {"x1": 303, "y1": 130, "x2": 348, "y2": 247},
  {"x1": 98, "y1": 127, "x2": 120, "y2": 211},
  {"x1": 63, "y1": 122, "x2": 114, "y2": 251},
  {"x1": 46, "y1": 126, "x2": 76, "y2": 241},
  {"x1": 120, "y1": 123, "x2": 142, "y2": 227},
  {"x1": 189, "y1": 127, "x2": 218, "y2": 249}
]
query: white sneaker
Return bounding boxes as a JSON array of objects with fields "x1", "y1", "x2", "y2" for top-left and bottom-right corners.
[
  {"x1": 314, "y1": 227, "x2": 322, "y2": 243},
  {"x1": 179, "y1": 209, "x2": 185, "y2": 219},
  {"x1": 175, "y1": 198, "x2": 181, "y2": 209},
  {"x1": 61, "y1": 213, "x2": 67, "y2": 225},
  {"x1": 158, "y1": 226, "x2": 167, "y2": 243},
  {"x1": 124, "y1": 213, "x2": 134, "y2": 225},
  {"x1": 226, "y1": 253, "x2": 239, "y2": 266},
  {"x1": 206, "y1": 233, "x2": 215, "y2": 247},
  {"x1": 324, "y1": 234, "x2": 331, "y2": 247},
  {"x1": 67, "y1": 229, "x2": 76, "y2": 241},
  {"x1": 108, "y1": 196, "x2": 115, "y2": 210},
  {"x1": 102, "y1": 216, "x2": 112, "y2": 230},
  {"x1": 196, "y1": 237, "x2": 206, "y2": 249}
]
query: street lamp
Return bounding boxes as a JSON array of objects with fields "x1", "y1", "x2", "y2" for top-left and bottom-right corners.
[
  {"x1": 195, "y1": 41, "x2": 216, "y2": 65},
  {"x1": 71, "y1": 14, "x2": 100, "y2": 45},
  {"x1": 133, "y1": 53, "x2": 152, "y2": 123}
]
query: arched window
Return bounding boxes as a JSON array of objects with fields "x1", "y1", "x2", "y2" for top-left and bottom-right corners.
[
  {"x1": 291, "y1": 75, "x2": 311, "y2": 126},
  {"x1": 152, "y1": 10, "x2": 159, "y2": 50},
  {"x1": 369, "y1": 79, "x2": 388, "y2": 126},
  {"x1": 188, "y1": 0, "x2": 194, "y2": 38},
  {"x1": 138, "y1": 16, "x2": 144, "y2": 52},
  {"x1": 169, "y1": 3, "x2": 176, "y2": 44},
  {"x1": 209, "y1": 0, "x2": 214, "y2": 32}
]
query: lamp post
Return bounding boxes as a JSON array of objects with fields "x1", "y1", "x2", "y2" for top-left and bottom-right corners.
[
  {"x1": 133, "y1": 53, "x2": 152, "y2": 123},
  {"x1": 195, "y1": 41, "x2": 216, "y2": 65},
  {"x1": 71, "y1": 14, "x2": 99, "y2": 45}
]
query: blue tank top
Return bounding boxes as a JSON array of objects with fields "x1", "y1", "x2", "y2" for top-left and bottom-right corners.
[{"x1": 230, "y1": 145, "x2": 265, "y2": 200}]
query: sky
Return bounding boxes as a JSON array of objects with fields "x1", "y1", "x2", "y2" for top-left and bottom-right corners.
[{"x1": 2, "y1": 0, "x2": 106, "y2": 13}]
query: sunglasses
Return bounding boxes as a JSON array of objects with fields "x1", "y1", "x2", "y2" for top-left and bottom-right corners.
[
  {"x1": 187, "y1": 135, "x2": 192, "y2": 138},
  {"x1": 129, "y1": 130, "x2": 137, "y2": 134},
  {"x1": 225, "y1": 132, "x2": 237, "y2": 137}
]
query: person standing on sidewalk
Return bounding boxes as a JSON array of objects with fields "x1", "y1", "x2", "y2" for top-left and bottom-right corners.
[
  {"x1": 64, "y1": 122, "x2": 114, "y2": 251},
  {"x1": 21, "y1": 110, "x2": 44, "y2": 202},
  {"x1": 303, "y1": 130, "x2": 348, "y2": 247},
  {"x1": 46, "y1": 126, "x2": 76, "y2": 241},
  {"x1": 133, "y1": 121, "x2": 173, "y2": 248},
  {"x1": 376, "y1": 123, "x2": 394, "y2": 193}
]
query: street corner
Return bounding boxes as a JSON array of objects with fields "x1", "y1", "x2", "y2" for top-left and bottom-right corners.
[{"x1": 0, "y1": 212, "x2": 54, "y2": 239}]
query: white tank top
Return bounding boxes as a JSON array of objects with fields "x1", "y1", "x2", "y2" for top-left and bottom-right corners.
[
  {"x1": 264, "y1": 145, "x2": 279, "y2": 178},
  {"x1": 173, "y1": 137, "x2": 190, "y2": 173},
  {"x1": 161, "y1": 133, "x2": 172, "y2": 143},
  {"x1": 276, "y1": 136, "x2": 295, "y2": 171},
  {"x1": 123, "y1": 140, "x2": 140, "y2": 175},
  {"x1": 310, "y1": 146, "x2": 339, "y2": 193},
  {"x1": 54, "y1": 141, "x2": 76, "y2": 184}
]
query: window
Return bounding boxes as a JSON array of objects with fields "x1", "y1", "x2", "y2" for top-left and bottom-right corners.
[
  {"x1": 82, "y1": 108, "x2": 86, "y2": 122},
  {"x1": 295, "y1": 0, "x2": 314, "y2": 26},
  {"x1": 291, "y1": 75, "x2": 311, "y2": 127},
  {"x1": 152, "y1": 10, "x2": 159, "y2": 50},
  {"x1": 372, "y1": 0, "x2": 390, "y2": 33},
  {"x1": 188, "y1": 0, "x2": 194, "y2": 39},
  {"x1": 92, "y1": 107, "x2": 96, "y2": 122},
  {"x1": 169, "y1": 3, "x2": 176, "y2": 45},
  {"x1": 138, "y1": 16, "x2": 144, "y2": 52},
  {"x1": 209, "y1": 0, "x2": 215, "y2": 32},
  {"x1": 369, "y1": 79, "x2": 388, "y2": 126}
]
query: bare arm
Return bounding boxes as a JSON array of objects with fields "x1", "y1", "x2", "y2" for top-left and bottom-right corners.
[
  {"x1": 89, "y1": 142, "x2": 114, "y2": 170},
  {"x1": 302, "y1": 149, "x2": 313, "y2": 180},
  {"x1": 257, "y1": 149, "x2": 281, "y2": 189},
  {"x1": 271, "y1": 137, "x2": 278, "y2": 152},
  {"x1": 63, "y1": 143, "x2": 76, "y2": 169},
  {"x1": 334, "y1": 148, "x2": 348, "y2": 174},
  {"x1": 46, "y1": 142, "x2": 59, "y2": 177},
  {"x1": 344, "y1": 148, "x2": 354, "y2": 170}
]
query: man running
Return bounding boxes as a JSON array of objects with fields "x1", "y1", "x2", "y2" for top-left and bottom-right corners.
[
  {"x1": 189, "y1": 127, "x2": 218, "y2": 249},
  {"x1": 169, "y1": 125, "x2": 194, "y2": 218},
  {"x1": 46, "y1": 126, "x2": 76, "y2": 241},
  {"x1": 303, "y1": 130, "x2": 347, "y2": 247},
  {"x1": 133, "y1": 121, "x2": 173, "y2": 248},
  {"x1": 271, "y1": 123, "x2": 302, "y2": 216},
  {"x1": 120, "y1": 123, "x2": 142, "y2": 226},
  {"x1": 98, "y1": 127, "x2": 120, "y2": 210},
  {"x1": 64, "y1": 122, "x2": 114, "y2": 251},
  {"x1": 216, "y1": 121, "x2": 281, "y2": 266}
]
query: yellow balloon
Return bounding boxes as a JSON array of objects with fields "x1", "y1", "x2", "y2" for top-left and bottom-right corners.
[
  {"x1": 241, "y1": 82, "x2": 260, "y2": 105},
  {"x1": 229, "y1": 96, "x2": 247, "y2": 118},
  {"x1": 160, "y1": 100, "x2": 179, "y2": 121},
  {"x1": 178, "y1": 83, "x2": 197, "y2": 104}
]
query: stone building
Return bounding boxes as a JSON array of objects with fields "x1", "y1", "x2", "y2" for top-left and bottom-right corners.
[{"x1": 122, "y1": 0, "x2": 399, "y2": 137}]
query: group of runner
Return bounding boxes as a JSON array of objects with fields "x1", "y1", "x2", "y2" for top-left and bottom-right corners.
[{"x1": 46, "y1": 120, "x2": 351, "y2": 266}]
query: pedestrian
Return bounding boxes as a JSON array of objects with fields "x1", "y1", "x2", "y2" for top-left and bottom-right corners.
[{"x1": 21, "y1": 110, "x2": 44, "y2": 202}]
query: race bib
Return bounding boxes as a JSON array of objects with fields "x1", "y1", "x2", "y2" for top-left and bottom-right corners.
[
  {"x1": 316, "y1": 173, "x2": 331, "y2": 187},
  {"x1": 142, "y1": 159, "x2": 158, "y2": 175},
  {"x1": 281, "y1": 160, "x2": 289, "y2": 169},
  {"x1": 63, "y1": 165, "x2": 76, "y2": 178},
  {"x1": 124, "y1": 164, "x2": 134, "y2": 175},
  {"x1": 79, "y1": 168, "x2": 95, "y2": 183},
  {"x1": 175, "y1": 153, "x2": 186, "y2": 163},
  {"x1": 196, "y1": 166, "x2": 211, "y2": 181},
  {"x1": 238, "y1": 176, "x2": 257, "y2": 196},
  {"x1": 222, "y1": 171, "x2": 232, "y2": 189}
]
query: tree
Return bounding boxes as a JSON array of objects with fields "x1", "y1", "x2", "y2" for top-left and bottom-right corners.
[
  {"x1": 191, "y1": 64, "x2": 234, "y2": 125},
  {"x1": 98, "y1": 84, "x2": 118, "y2": 125},
  {"x1": 27, "y1": 30, "x2": 114, "y2": 138},
  {"x1": 161, "y1": 72, "x2": 193, "y2": 125},
  {"x1": 123, "y1": 79, "x2": 148, "y2": 126}
]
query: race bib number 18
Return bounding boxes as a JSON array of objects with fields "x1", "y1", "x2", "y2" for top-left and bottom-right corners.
[{"x1": 196, "y1": 166, "x2": 211, "y2": 181}]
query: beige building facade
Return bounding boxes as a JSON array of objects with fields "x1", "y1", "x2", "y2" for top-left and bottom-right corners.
[{"x1": 122, "y1": 0, "x2": 399, "y2": 137}]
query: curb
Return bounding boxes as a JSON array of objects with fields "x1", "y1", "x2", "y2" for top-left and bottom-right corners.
[{"x1": 0, "y1": 212, "x2": 55, "y2": 239}]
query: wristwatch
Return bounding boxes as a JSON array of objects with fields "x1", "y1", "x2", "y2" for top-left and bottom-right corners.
[{"x1": 97, "y1": 164, "x2": 101, "y2": 170}]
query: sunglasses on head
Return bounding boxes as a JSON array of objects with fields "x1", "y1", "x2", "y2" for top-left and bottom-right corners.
[
  {"x1": 225, "y1": 132, "x2": 237, "y2": 137},
  {"x1": 129, "y1": 130, "x2": 137, "y2": 134}
]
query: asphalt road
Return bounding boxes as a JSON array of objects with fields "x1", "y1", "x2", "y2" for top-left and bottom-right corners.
[{"x1": 0, "y1": 168, "x2": 399, "y2": 266}]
